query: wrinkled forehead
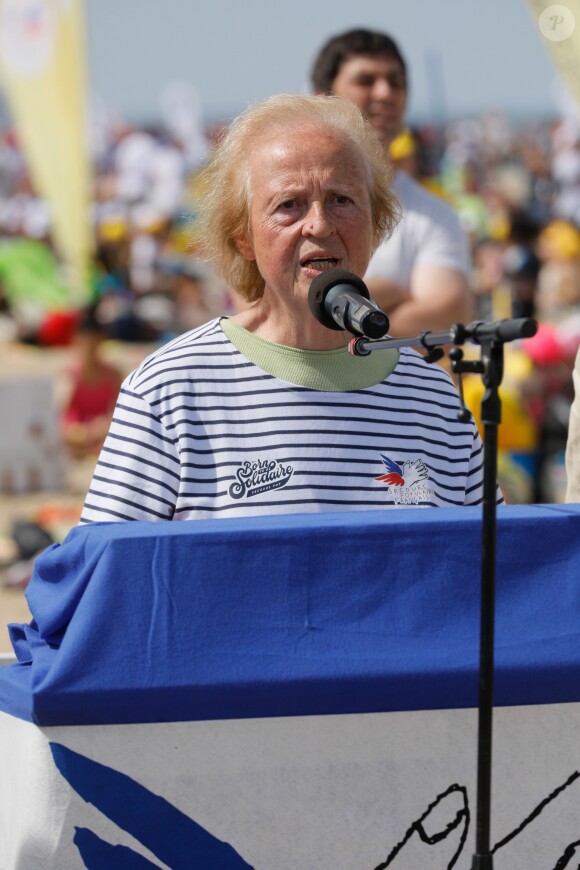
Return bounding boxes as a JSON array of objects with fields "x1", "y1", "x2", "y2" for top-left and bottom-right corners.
[
  {"x1": 244, "y1": 122, "x2": 369, "y2": 198},
  {"x1": 247, "y1": 121, "x2": 369, "y2": 177},
  {"x1": 249, "y1": 119, "x2": 347, "y2": 154}
]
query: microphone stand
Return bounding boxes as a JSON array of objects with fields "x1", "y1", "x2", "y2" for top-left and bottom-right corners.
[{"x1": 350, "y1": 317, "x2": 537, "y2": 870}]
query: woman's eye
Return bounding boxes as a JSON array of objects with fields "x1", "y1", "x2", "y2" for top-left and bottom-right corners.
[
  {"x1": 280, "y1": 199, "x2": 297, "y2": 209},
  {"x1": 334, "y1": 195, "x2": 350, "y2": 204}
]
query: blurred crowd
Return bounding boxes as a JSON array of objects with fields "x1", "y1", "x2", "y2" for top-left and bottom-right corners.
[
  {"x1": 1, "y1": 99, "x2": 580, "y2": 508},
  {"x1": 0, "y1": 105, "x2": 233, "y2": 348}
]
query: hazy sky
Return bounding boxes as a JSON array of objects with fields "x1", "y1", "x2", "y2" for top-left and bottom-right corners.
[{"x1": 85, "y1": 0, "x2": 568, "y2": 126}]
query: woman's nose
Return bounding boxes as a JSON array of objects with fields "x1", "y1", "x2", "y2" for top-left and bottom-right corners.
[{"x1": 303, "y1": 203, "x2": 334, "y2": 237}]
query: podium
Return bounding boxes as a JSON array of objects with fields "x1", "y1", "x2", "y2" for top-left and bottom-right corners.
[{"x1": 1, "y1": 505, "x2": 580, "y2": 869}]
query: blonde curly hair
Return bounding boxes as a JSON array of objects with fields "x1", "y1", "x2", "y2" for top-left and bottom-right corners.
[{"x1": 197, "y1": 93, "x2": 401, "y2": 303}]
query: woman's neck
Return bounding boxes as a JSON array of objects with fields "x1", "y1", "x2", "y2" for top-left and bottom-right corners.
[{"x1": 230, "y1": 292, "x2": 349, "y2": 351}]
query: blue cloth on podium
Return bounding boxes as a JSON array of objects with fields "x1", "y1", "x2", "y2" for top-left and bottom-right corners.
[{"x1": 1, "y1": 505, "x2": 580, "y2": 726}]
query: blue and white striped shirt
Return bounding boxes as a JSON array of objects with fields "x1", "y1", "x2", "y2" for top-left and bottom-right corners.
[{"x1": 81, "y1": 319, "x2": 490, "y2": 523}]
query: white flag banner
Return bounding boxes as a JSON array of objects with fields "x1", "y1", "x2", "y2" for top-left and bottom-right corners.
[
  {"x1": 0, "y1": 0, "x2": 92, "y2": 304},
  {"x1": 525, "y1": 0, "x2": 580, "y2": 111}
]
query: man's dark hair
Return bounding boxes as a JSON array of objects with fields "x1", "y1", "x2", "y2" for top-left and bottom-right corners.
[{"x1": 311, "y1": 28, "x2": 407, "y2": 94}]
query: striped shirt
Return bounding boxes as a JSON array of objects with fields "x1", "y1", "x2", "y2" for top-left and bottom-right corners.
[{"x1": 81, "y1": 318, "x2": 490, "y2": 523}]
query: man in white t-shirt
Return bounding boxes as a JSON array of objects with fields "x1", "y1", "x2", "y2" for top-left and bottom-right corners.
[{"x1": 311, "y1": 29, "x2": 473, "y2": 336}]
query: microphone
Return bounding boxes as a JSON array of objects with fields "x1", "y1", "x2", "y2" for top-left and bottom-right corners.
[{"x1": 308, "y1": 268, "x2": 389, "y2": 339}]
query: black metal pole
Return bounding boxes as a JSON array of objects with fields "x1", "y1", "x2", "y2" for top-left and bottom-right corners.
[
  {"x1": 348, "y1": 317, "x2": 537, "y2": 868},
  {"x1": 471, "y1": 340, "x2": 503, "y2": 870}
]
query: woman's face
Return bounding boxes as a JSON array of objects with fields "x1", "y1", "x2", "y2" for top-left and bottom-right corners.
[{"x1": 236, "y1": 124, "x2": 375, "y2": 308}]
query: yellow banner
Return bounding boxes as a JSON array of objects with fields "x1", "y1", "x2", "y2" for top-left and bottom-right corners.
[
  {"x1": 0, "y1": 0, "x2": 92, "y2": 305},
  {"x1": 525, "y1": 0, "x2": 580, "y2": 111}
]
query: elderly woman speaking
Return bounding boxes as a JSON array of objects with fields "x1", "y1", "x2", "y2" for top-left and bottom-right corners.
[{"x1": 81, "y1": 94, "x2": 490, "y2": 522}]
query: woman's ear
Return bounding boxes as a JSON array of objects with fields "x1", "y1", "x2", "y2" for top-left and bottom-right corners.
[{"x1": 235, "y1": 234, "x2": 255, "y2": 261}]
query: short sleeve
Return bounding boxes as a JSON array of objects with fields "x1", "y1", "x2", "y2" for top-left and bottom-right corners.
[{"x1": 80, "y1": 385, "x2": 181, "y2": 523}]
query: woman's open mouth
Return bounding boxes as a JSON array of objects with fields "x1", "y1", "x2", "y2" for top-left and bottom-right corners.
[{"x1": 301, "y1": 257, "x2": 339, "y2": 272}]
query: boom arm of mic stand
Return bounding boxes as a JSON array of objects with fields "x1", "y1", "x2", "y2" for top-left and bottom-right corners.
[
  {"x1": 348, "y1": 318, "x2": 537, "y2": 356},
  {"x1": 348, "y1": 325, "x2": 465, "y2": 356}
]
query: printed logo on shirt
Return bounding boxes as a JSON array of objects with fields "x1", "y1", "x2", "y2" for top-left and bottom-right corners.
[
  {"x1": 229, "y1": 458, "x2": 294, "y2": 500},
  {"x1": 375, "y1": 453, "x2": 434, "y2": 505}
]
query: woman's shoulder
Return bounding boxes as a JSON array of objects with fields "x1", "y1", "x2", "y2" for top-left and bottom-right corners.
[
  {"x1": 394, "y1": 345, "x2": 458, "y2": 388},
  {"x1": 123, "y1": 317, "x2": 226, "y2": 390}
]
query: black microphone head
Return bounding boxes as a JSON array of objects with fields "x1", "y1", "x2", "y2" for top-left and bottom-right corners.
[{"x1": 308, "y1": 269, "x2": 369, "y2": 331}]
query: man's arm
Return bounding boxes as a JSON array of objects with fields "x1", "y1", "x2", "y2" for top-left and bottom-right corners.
[
  {"x1": 366, "y1": 263, "x2": 473, "y2": 336},
  {"x1": 566, "y1": 346, "x2": 580, "y2": 503}
]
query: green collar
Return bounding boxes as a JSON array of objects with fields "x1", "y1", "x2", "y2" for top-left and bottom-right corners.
[{"x1": 220, "y1": 318, "x2": 398, "y2": 391}]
